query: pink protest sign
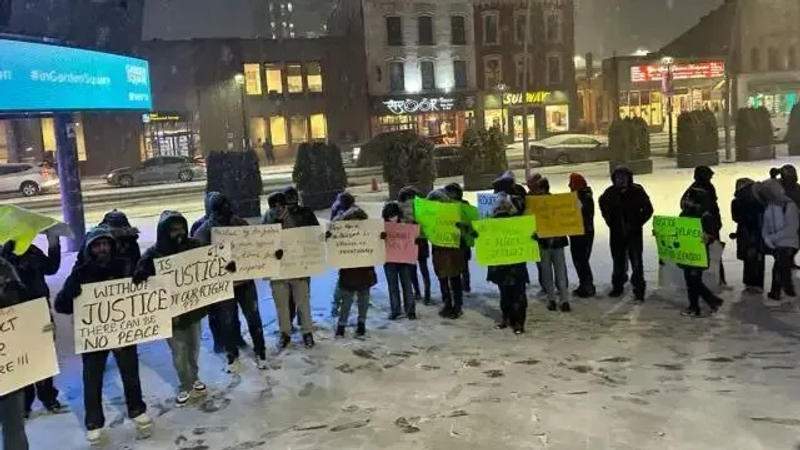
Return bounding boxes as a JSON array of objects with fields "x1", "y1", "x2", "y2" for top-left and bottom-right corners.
[{"x1": 385, "y1": 222, "x2": 419, "y2": 264}]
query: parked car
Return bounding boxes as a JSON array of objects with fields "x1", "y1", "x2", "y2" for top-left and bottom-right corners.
[
  {"x1": 528, "y1": 134, "x2": 610, "y2": 165},
  {"x1": 0, "y1": 162, "x2": 59, "y2": 197},
  {"x1": 106, "y1": 156, "x2": 206, "y2": 187},
  {"x1": 434, "y1": 145, "x2": 462, "y2": 177}
]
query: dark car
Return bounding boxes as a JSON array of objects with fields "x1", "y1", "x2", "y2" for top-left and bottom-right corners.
[
  {"x1": 434, "y1": 145, "x2": 462, "y2": 177},
  {"x1": 106, "y1": 156, "x2": 206, "y2": 187},
  {"x1": 528, "y1": 134, "x2": 610, "y2": 165}
]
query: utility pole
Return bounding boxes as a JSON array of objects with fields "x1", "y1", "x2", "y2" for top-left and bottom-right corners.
[
  {"x1": 522, "y1": 0, "x2": 532, "y2": 181},
  {"x1": 724, "y1": 0, "x2": 741, "y2": 161}
]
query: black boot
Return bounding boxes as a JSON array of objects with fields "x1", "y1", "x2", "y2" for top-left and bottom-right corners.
[
  {"x1": 335, "y1": 325, "x2": 345, "y2": 337},
  {"x1": 608, "y1": 287, "x2": 624, "y2": 298},
  {"x1": 303, "y1": 333, "x2": 315, "y2": 349},
  {"x1": 356, "y1": 322, "x2": 366, "y2": 336},
  {"x1": 547, "y1": 301, "x2": 558, "y2": 311},
  {"x1": 278, "y1": 333, "x2": 291, "y2": 350}
]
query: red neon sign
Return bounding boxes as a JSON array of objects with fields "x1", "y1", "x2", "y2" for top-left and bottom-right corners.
[{"x1": 631, "y1": 61, "x2": 725, "y2": 82}]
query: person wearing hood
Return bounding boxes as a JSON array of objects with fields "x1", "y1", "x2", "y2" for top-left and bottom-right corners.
[
  {"x1": 568, "y1": 173, "x2": 596, "y2": 298},
  {"x1": 132, "y1": 211, "x2": 215, "y2": 406},
  {"x1": 731, "y1": 178, "x2": 766, "y2": 291},
  {"x1": 193, "y1": 192, "x2": 267, "y2": 372},
  {"x1": 331, "y1": 193, "x2": 380, "y2": 336},
  {"x1": 265, "y1": 192, "x2": 301, "y2": 326},
  {"x1": 599, "y1": 166, "x2": 654, "y2": 302},
  {"x1": 399, "y1": 186, "x2": 432, "y2": 305},
  {"x1": 761, "y1": 178, "x2": 800, "y2": 301},
  {"x1": 54, "y1": 228, "x2": 152, "y2": 445},
  {"x1": 428, "y1": 188, "x2": 467, "y2": 319},
  {"x1": 776, "y1": 164, "x2": 800, "y2": 267},
  {"x1": 76, "y1": 210, "x2": 141, "y2": 268},
  {"x1": 382, "y1": 200, "x2": 416, "y2": 320},
  {"x1": 679, "y1": 166, "x2": 724, "y2": 317},
  {"x1": 444, "y1": 183, "x2": 474, "y2": 293},
  {"x1": 264, "y1": 186, "x2": 318, "y2": 349},
  {"x1": 529, "y1": 177, "x2": 572, "y2": 312}
]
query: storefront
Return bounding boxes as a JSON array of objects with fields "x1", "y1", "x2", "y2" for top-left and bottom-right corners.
[
  {"x1": 743, "y1": 77, "x2": 800, "y2": 118},
  {"x1": 370, "y1": 93, "x2": 477, "y2": 145},
  {"x1": 482, "y1": 90, "x2": 571, "y2": 141},
  {"x1": 141, "y1": 111, "x2": 198, "y2": 159}
]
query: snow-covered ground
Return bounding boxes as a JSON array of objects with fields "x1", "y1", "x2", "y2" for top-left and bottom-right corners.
[{"x1": 21, "y1": 152, "x2": 800, "y2": 449}]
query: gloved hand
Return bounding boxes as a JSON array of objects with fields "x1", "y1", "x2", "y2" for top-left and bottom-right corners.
[
  {"x1": 225, "y1": 261, "x2": 238, "y2": 273},
  {"x1": 415, "y1": 237, "x2": 426, "y2": 245},
  {"x1": 42, "y1": 323, "x2": 55, "y2": 333},
  {"x1": 275, "y1": 249, "x2": 284, "y2": 260},
  {"x1": 531, "y1": 233, "x2": 538, "y2": 241},
  {"x1": 380, "y1": 232, "x2": 387, "y2": 240},
  {"x1": 470, "y1": 230, "x2": 479, "y2": 239},
  {"x1": 325, "y1": 231, "x2": 332, "y2": 240},
  {"x1": 1, "y1": 240, "x2": 16, "y2": 256},
  {"x1": 131, "y1": 271, "x2": 149, "y2": 285}
]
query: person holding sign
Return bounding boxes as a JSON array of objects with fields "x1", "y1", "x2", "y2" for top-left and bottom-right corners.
[
  {"x1": 529, "y1": 177, "x2": 571, "y2": 312},
  {"x1": 399, "y1": 187, "x2": 432, "y2": 305},
  {"x1": 568, "y1": 173, "x2": 596, "y2": 298},
  {"x1": 382, "y1": 201, "x2": 416, "y2": 320},
  {"x1": 426, "y1": 189, "x2": 468, "y2": 319},
  {"x1": 444, "y1": 183, "x2": 474, "y2": 293},
  {"x1": 599, "y1": 166, "x2": 654, "y2": 302},
  {"x1": 54, "y1": 228, "x2": 153, "y2": 445},
  {"x1": 761, "y1": 178, "x2": 800, "y2": 302},
  {"x1": 731, "y1": 178, "x2": 766, "y2": 292}
]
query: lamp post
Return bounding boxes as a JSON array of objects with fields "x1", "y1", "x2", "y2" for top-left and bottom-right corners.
[
  {"x1": 234, "y1": 73, "x2": 250, "y2": 150},
  {"x1": 497, "y1": 83, "x2": 508, "y2": 135},
  {"x1": 661, "y1": 56, "x2": 675, "y2": 158},
  {"x1": 521, "y1": 0, "x2": 532, "y2": 180}
]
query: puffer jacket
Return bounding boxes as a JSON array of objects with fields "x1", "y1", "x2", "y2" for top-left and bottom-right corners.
[
  {"x1": 599, "y1": 166, "x2": 654, "y2": 238},
  {"x1": 332, "y1": 205, "x2": 378, "y2": 291},
  {"x1": 731, "y1": 178, "x2": 765, "y2": 260},
  {"x1": 0, "y1": 255, "x2": 25, "y2": 308},
  {"x1": 761, "y1": 179, "x2": 800, "y2": 250}
]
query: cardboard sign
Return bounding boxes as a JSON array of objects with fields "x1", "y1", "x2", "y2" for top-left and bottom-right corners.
[
  {"x1": 525, "y1": 192, "x2": 584, "y2": 238},
  {"x1": 326, "y1": 219, "x2": 386, "y2": 269},
  {"x1": 0, "y1": 205, "x2": 69, "y2": 255},
  {"x1": 413, "y1": 197, "x2": 461, "y2": 248},
  {"x1": 473, "y1": 215, "x2": 540, "y2": 266},
  {"x1": 385, "y1": 222, "x2": 420, "y2": 264},
  {"x1": 212, "y1": 224, "x2": 282, "y2": 280},
  {"x1": 477, "y1": 193, "x2": 500, "y2": 218},
  {"x1": 155, "y1": 244, "x2": 235, "y2": 316},
  {"x1": 653, "y1": 215, "x2": 708, "y2": 268},
  {"x1": 74, "y1": 278, "x2": 173, "y2": 354},
  {"x1": 275, "y1": 226, "x2": 327, "y2": 280},
  {"x1": 0, "y1": 298, "x2": 59, "y2": 396}
]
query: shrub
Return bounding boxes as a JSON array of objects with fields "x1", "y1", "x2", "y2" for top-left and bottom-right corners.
[
  {"x1": 206, "y1": 150, "x2": 263, "y2": 218},
  {"x1": 292, "y1": 142, "x2": 347, "y2": 195},
  {"x1": 609, "y1": 118, "x2": 650, "y2": 160},
  {"x1": 356, "y1": 132, "x2": 395, "y2": 167},
  {"x1": 381, "y1": 131, "x2": 435, "y2": 199},
  {"x1": 736, "y1": 107, "x2": 772, "y2": 150},
  {"x1": 461, "y1": 126, "x2": 508, "y2": 174},
  {"x1": 678, "y1": 110, "x2": 718, "y2": 154},
  {"x1": 700, "y1": 109, "x2": 719, "y2": 152}
]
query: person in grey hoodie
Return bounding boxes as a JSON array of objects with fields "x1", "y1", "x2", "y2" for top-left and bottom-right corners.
[{"x1": 761, "y1": 178, "x2": 800, "y2": 301}]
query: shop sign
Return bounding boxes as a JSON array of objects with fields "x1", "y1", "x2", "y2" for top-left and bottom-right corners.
[
  {"x1": 502, "y1": 91, "x2": 552, "y2": 105},
  {"x1": 382, "y1": 97, "x2": 456, "y2": 115},
  {"x1": 631, "y1": 61, "x2": 725, "y2": 83},
  {"x1": 142, "y1": 112, "x2": 182, "y2": 123}
]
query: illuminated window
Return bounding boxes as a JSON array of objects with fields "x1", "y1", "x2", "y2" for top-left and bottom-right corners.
[
  {"x1": 243, "y1": 63, "x2": 262, "y2": 95},
  {"x1": 265, "y1": 64, "x2": 283, "y2": 94},
  {"x1": 40, "y1": 118, "x2": 56, "y2": 152},
  {"x1": 290, "y1": 116, "x2": 308, "y2": 143},
  {"x1": 310, "y1": 113, "x2": 327, "y2": 139},
  {"x1": 269, "y1": 116, "x2": 287, "y2": 145},
  {"x1": 287, "y1": 64, "x2": 303, "y2": 93},
  {"x1": 306, "y1": 62, "x2": 323, "y2": 93}
]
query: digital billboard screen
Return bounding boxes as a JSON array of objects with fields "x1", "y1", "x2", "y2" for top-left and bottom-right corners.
[{"x1": 0, "y1": 39, "x2": 152, "y2": 112}]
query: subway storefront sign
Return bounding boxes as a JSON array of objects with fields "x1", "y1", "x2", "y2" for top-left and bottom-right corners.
[
  {"x1": 373, "y1": 94, "x2": 477, "y2": 115},
  {"x1": 484, "y1": 90, "x2": 569, "y2": 108}
]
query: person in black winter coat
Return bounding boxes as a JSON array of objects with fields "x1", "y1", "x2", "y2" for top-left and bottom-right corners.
[
  {"x1": 54, "y1": 228, "x2": 152, "y2": 444},
  {"x1": 193, "y1": 192, "x2": 266, "y2": 372},
  {"x1": 75, "y1": 210, "x2": 141, "y2": 268},
  {"x1": 399, "y1": 186, "x2": 432, "y2": 304},
  {"x1": 444, "y1": 183, "x2": 474, "y2": 293},
  {"x1": 731, "y1": 178, "x2": 766, "y2": 291},
  {"x1": 568, "y1": 173, "x2": 596, "y2": 298},
  {"x1": 599, "y1": 166, "x2": 654, "y2": 301}
]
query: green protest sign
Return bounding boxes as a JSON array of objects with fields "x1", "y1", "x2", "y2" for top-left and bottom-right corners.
[
  {"x1": 414, "y1": 197, "x2": 462, "y2": 248},
  {"x1": 473, "y1": 215, "x2": 540, "y2": 266},
  {"x1": 652, "y1": 215, "x2": 708, "y2": 268}
]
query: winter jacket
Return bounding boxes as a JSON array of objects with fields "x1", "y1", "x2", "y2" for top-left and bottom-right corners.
[
  {"x1": 55, "y1": 227, "x2": 134, "y2": 315},
  {"x1": 76, "y1": 210, "x2": 141, "y2": 268},
  {"x1": 2, "y1": 242, "x2": 60, "y2": 302},
  {"x1": 486, "y1": 192, "x2": 530, "y2": 287},
  {"x1": 332, "y1": 205, "x2": 378, "y2": 291},
  {"x1": 599, "y1": 167, "x2": 654, "y2": 238},
  {"x1": 192, "y1": 192, "x2": 250, "y2": 244},
  {"x1": 0, "y1": 255, "x2": 25, "y2": 308},
  {"x1": 262, "y1": 202, "x2": 319, "y2": 229},
  {"x1": 680, "y1": 180, "x2": 722, "y2": 239},
  {"x1": 779, "y1": 165, "x2": 800, "y2": 210},
  {"x1": 761, "y1": 179, "x2": 800, "y2": 250},
  {"x1": 731, "y1": 178, "x2": 765, "y2": 260},
  {"x1": 397, "y1": 188, "x2": 429, "y2": 259},
  {"x1": 574, "y1": 186, "x2": 595, "y2": 235},
  {"x1": 427, "y1": 189, "x2": 465, "y2": 278}
]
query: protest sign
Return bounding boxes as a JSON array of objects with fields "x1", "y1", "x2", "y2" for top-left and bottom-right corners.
[
  {"x1": 0, "y1": 298, "x2": 59, "y2": 396},
  {"x1": 413, "y1": 197, "x2": 461, "y2": 248},
  {"x1": 652, "y1": 215, "x2": 708, "y2": 268},
  {"x1": 385, "y1": 222, "x2": 419, "y2": 264},
  {"x1": 524, "y1": 192, "x2": 584, "y2": 238},
  {"x1": 212, "y1": 224, "x2": 282, "y2": 280},
  {"x1": 275, "y1": 226, "x2": 327, "y2": 280},
  {"x1": 326, "y1": 219, "x2": 386, "y2": 269},
  {"x1": 74, "y1": 278, "x2": 173, "y2": 354},
  {"x1": 473, "y1": 215, "x2": 540, "y2": 266},
  {"x1": 0, "y1": 205, "x2": 69, "y2": 255},
  {"x1": 477, "y1": 193, "x2": 500, "y2": 218},
  {"x1": 155, "y1": 244, "x2": 235, "y2": 316}
]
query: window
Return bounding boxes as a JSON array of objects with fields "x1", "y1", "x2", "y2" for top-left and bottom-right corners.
[
  {"x1": 386, "y1": 16, "x2": 403, "y2": 46},
  {"x1": 547, "y1": 54, "x2": 562, "y2": 84},
  {"x1": 515, "y1": 54, "x2": 533, "y2": 88},
  {"x1": 287, "y1": 64, "x2": 303, "y2": 93},
  {"x1": 243, "y1": 63, "x2": 262, "y2": 95},
  {"x1": 545, "y1": 11, "x2": 562, "y2": 43},
  {"x1": 418, "y1": 16, "x2": 433, "y2": 45},
  {"x1": 310, "y1": 113, "x2": 327, "y2": 139},
  {"x1": 453, "y1": 60, "x2": 467, "y2": 89},
  {"x1": 451, "y1": 16, "x2": 466, "y2": 45},
  {"x1": 484, "y1": 55, "x2": 502, "y2": 88},
  {"x1": 306, "y1": 62, "x2": 323, "y2": 93},
  {"x1": 420, "y1": 61, "x2": 435, "y2": 90},
  {"x1": 790, "y1": 47, "x2": 797, "y2": 70},
  {"x1": 390, "y1": 61, "x2": 405, "y2": 92},
  {"x1": 768, "y1": 47, "x2": 780, "y2": 71},
  {"x1": 514, "y1": 12, "x2": 526, "y2": 44},
  {"x1": 751, "y1": 47, "x2": 761, "y2": 71},
  {"x1": 269, "y1": 116, "x2": 287, "y2": 145},
  {"x1": 482, "y1": 12, "x2": 499, "y2": 45},
  {"x1": 265, "y1": 64, "x2": 283, "y2": 94},
  {"x1": 290, "y1": 116, "x2": 308, "y2": 143}
]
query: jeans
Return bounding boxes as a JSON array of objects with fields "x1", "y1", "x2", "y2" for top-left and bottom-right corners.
[
  {"x1": 82, "y1": 346, "x2": 146, "y2": 431},
  {"x1": 540, "y1": 248, "x2": 569, "y2": 303},
  {"x1": 499, "y1": 282, "x2": 527, "y2": 330},
  {"x1": 23, "y1": 377, "x2": 59, "y2": 413},
  {"x1": 569, "y1": 233, "x2": 595, "y2": 290},
  {"x1": 336, "y1": 288, "x2": 370, "y2": 326},
  {"x1": 234, "y1": 282, "x2": 266, "y2": 358},
  {"x1": 770, "y1": 247, "x2": 796, "y2": 298},
  {"x1": 271, "y1": 278, "x2": 312, "y2": 335},
  {"x1": 411, "y1": 257, "x2": 432, "y2": 301},
  {"x1": 683, "y1": 268, "x2": 718, "y2": 312},
  {"x1": 461, "y1": 247, "x2": 472, "y2": 292},
  {"x1": 0, "y1": 390, "x2": 28, "y2": 450},
  {"x1": 209, "y1": 302, "x2": 242, "y2": 349},
  {"x1": 610, "y1": 233, "x2": 646, "y2": 296},
  {"x1": 384, "y1": 263, "x2": 414, "y2": 316},
  {"x1": 743, "y1": 250, "x2": 765, "y2": 289},
  {"x1": 167, "y1": 319, "x2": 202, "y2": 392},
  {"x1": 439, "y1": 277, "x2": 463, "y2": 310}
]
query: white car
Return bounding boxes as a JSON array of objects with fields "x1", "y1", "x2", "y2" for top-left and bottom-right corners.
[{"x1": 0, "y1": 163, "x2": 59, "y2": 197}]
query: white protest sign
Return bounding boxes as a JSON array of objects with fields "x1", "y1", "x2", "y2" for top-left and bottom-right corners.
[
  {"x1": 275, "y1": 226, "x2": 326, "y2": 280},
  {"x1": 326, "y1": 219, "x2": 386, "y2": 269},
  {"x1": 212, "y1": 224, "x2": 282, "y2": 280},
  {"x1": 477, "y1": 193, "x2": 500, "y2": 218},
  {"x1": 74, "y1": 278, "x2": 173, "y2": 354},
  {"x1": 155, "y1": 244, "x2": 235, "y2": 316},
  {"x1": 0, "y1": 298, "x2": 59, "y2": 396}
]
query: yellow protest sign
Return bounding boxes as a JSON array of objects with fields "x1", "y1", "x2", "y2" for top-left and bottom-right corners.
[
  {"x1": 0, "y1": 298, "x2": 60, "y2": 396},
  {"x1": 0, "y1": 205, "x2": 64, "y2": 255},
  {"x1": 524, "y1": 192, "x2": 584, "y2": 238}
]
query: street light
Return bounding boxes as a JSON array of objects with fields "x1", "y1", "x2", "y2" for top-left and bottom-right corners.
[
  {"x1": 497, "y1": 83, "x2": 508, "y2": 134},
  {"x1": 234, "y1": 73, "x2": 250, "y2": 150},
  {"x1": 660, "y1": 56, "x2": 675, "y2": 158}
]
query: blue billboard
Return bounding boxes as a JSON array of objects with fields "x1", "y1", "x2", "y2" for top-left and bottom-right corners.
[{"x1": 0, "y1": 39, "x2": 152, "y2": 112}]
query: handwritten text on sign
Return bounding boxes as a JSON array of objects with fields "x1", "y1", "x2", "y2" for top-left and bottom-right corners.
[
  {"x1": 525, "y1": 192, "x2": 584, "y2": 238},
  {"x1": 155, "y1": 244, "x2": 234, "y2": 316},
  {"x1": 653, "y1": 215, "x2": 708, "y2": 268},
  {"x1": 477, "y1": 193, "x2": 500, "y2": 218},
  {"x1": 413, "y1": 197, "x2": 462, "y2": 248},
  {"x1": 275, "y1": 226, "x2": 327, "y2": 280},
  {"x1": 327, "y1": 219, "x2": 386, "y2": 269},
  {"x1": 385, "y1": 222, "x2": 419, "y2": 264},
  {"x1": 474, "y1": 215, "x2": 540, "y2": 266},
  {"x1": 74, "y1": 278, "x2": 173, "y2": 354},
  {"x1": 212, "y1": 225, "x2": 282, "y2": 280},
  {"x1": 0, "y1": 298, "x2": 59, "y2": 396}
]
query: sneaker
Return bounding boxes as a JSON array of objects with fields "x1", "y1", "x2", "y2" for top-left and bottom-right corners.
[
  {"x1": 423, "y1": 295, "x2": 432, "y2": 305},
  {"x1": 225, "y1": 359, "x2": 242, "y2": 374},
  {"x1": 634, "y1": 291, "x2": 645, "y2": 302},
  {"x1": 44, "y1": 400, "x2": 64, "y2": 414},
  {"x1": 176, "y1": 391, "x2": 191, "y2": 406},
  {"x1": 256, "y1": 355, "x2": 268, "y2": 370},
  {"x1": 388, "y1": 313, "x2": 401, "y2": 321},
  {"x1": 767, "y1": 291, "x2": 782, "y2": 301},
  {"x1": 547, "y1": 301, "x2": 558, "y2": 311},
  {"x1": 681, "y1": 308, "x2": 702, "y2": 317},
  {"x1": 335, "y1": 325, "x2": 345, "y2": 338},
  {"x1": 608, "y1": 288, "x2": 624, "y2": 298},
  {"x1": 407, "y1": 312, "x2": 417, "y2": 320},
  {"x1": 560, "y1": 302, "x2": 571, "y2": 312},
  {"x1": 513, "y1": 328, "x2": 525, "y2": 335},
  {"x1": 449, "y1": 308, "x2": 463, "y2": 319},
  {"x1": 710, "y1": 297, "x2": 724, "y2": 313},
  {"x1": 303, "y1": 333, "x2": 315, "y2": 349},
  {"x1": 574, "y1": 286, "x2": 596, "y2": 298},
  {"x1": 87, "y1": 428, "x2": 104, "y2": 446},
  {"x1": 494, "y1": 322, "x2": 508, "y2": 330},
  {"x1": 356, "y1": 322, "x2": 366, "y2": 337},
  {"x1": 192, "y1": 380, "x2": 207, "y2": 393},
  {"x1": 278, "y1": 333, "x2": 291, "y2": 350},
  {"x1": 235, "y1": 337, "x2": 248, "y2": 349},
  {"x1": 438, "y1": 306, "x2": 453, "y2": 318},
  {"x1": 132, "y1": 413, "x2": 153, "y2": 438}
]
